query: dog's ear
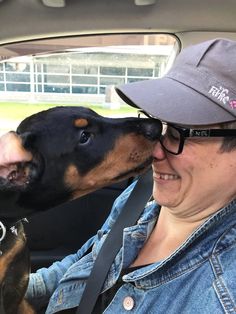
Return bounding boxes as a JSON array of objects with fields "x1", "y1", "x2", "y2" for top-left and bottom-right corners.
[{"x1": 74, "y1": 119, "x2": 89, "y2": 128}]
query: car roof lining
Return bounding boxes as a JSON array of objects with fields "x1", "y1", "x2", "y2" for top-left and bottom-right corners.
[{"x1": 0, "y1": 0, "x2": 236, "y2": 48}]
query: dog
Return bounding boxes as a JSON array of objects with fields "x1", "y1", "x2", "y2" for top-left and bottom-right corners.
[{"x1": 0, "y1": 106, "x2": 161, "y2": 313}]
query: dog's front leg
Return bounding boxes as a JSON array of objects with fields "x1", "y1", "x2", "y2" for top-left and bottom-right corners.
[{"x1": 17, "y1": 299, "x2": 36, "y2": 314}]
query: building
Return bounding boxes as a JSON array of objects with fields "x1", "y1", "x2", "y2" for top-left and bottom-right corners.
[{"x1": 0, "y1": 41, "x2": 175, "y2": 105}]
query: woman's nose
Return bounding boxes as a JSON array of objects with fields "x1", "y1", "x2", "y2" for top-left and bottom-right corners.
[{"x1": 153, "y1": 141, "x2": 166, "y2": 161}]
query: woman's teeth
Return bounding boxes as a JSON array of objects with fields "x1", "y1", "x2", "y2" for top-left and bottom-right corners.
[{"x1": 156, "y1": 173, "x2": 179, "y2": 180}]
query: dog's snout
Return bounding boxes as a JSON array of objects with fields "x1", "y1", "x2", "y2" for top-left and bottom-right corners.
[{"x1": 139, "y1": 119, "x2": 162, "y2": 141}]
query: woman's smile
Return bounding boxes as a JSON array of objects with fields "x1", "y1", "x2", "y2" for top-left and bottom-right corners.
[{"x1": 153, "y1": 171, "x2": 180, "y2": 181}]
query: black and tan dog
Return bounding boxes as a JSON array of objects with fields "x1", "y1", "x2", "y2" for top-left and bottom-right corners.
[{"x1": 0, "y1": 106, "x2": 161, "y2": 313}]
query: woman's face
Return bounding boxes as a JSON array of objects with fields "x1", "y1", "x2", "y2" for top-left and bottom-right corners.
[{"x1": 152, "y1": 133, "x2": 236, "y2": 219}]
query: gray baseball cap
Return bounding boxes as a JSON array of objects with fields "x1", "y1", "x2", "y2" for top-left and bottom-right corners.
[{"x1": 116, "y1": 38, "x2": 236, "y2": 125}]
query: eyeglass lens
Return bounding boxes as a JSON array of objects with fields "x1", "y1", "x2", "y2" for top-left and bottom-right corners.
[{"x1": 160, "y1": 124, "x2": 181, "y2": 154}]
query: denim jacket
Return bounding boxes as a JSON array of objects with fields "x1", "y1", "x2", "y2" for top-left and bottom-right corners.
[{"x1": 26, "y1": 181, "x2": 236, "y2": 314}]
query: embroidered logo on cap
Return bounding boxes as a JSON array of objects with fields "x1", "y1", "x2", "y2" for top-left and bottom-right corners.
[
  {"x1": 208, "y1": 86, "x2": 229, "y2": 104},
  {"x1": 229, "y1": 100, "x2": 236, "y2": 109}
]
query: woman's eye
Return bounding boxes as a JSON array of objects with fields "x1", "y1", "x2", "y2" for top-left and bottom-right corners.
[
  {"x1": 79, "y1": 131, "x2": 91, "y2": 144},
  {"x1": 166, "y1": 127, "x2": 179, "y2": 142}
]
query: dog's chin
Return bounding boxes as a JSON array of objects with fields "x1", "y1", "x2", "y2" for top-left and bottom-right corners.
[{"x1": 114, "y1": 157, "x2": 153, "y2": 181}]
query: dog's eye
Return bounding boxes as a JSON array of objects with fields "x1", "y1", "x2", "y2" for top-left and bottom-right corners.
[{"x1": 79, "y1": 131, "x2": 91, "y2": 144}]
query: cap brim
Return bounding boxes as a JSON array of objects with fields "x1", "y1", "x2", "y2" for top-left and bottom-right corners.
[{"x1": 116, "y1": 78, "x2": 235, "y2": 125}]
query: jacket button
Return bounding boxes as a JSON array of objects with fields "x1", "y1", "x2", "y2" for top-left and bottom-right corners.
[{"x1": 123, "y1": 296, "x2": 135, "y2": 311}]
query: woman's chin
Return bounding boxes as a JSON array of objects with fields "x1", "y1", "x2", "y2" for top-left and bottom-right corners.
[{"x1": 153, "y1": 190, "x2": 180, "y2": 208}]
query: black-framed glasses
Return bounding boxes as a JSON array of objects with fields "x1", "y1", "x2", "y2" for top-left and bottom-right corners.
[
  {"x1": 161, "y1": 124, "x2": 236, "y2": 155},
  {"x1": 138, "y1": 110, "x2": 236, "y2": 155}
]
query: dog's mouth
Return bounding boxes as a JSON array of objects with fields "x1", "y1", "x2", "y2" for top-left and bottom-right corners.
[
  {"x1": 0, "y1": 131, "x2": 44, "y2": 191},
  {"x1": 6, "y1": 163, "x2": 31, "y2": 185},
  {"x1": 0, "y1": 156, "x2": 43, "y2": 192}
]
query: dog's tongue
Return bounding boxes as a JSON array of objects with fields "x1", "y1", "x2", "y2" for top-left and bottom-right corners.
[{"x1": 0, "y1": 132, "x2": 33, "y2": 178}]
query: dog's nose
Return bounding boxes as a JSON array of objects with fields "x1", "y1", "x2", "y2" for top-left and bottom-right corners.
[{"x1": 139, "y1": 119, "x2": 162, "y2": 141}]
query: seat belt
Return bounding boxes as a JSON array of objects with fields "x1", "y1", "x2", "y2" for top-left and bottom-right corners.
[{"x1": 76, "y1": 168, "x2": 153, "y2": 314}]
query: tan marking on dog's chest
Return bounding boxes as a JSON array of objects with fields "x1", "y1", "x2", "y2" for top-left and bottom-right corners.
[
  {"x1": 0, "y1": 233, "x2": 26, "y2": 282},
  {"x1": 18, "y1": 299, "x2": 36, "y2": 314}
]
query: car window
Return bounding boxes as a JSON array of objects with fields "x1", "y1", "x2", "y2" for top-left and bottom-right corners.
[{"x1": 0, "y1": 33, "x2": 178, "y2": 135}]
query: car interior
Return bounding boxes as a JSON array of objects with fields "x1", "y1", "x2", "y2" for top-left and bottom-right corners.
[{"x1": 0, "y1": 0, "x2": 236, "y2": 273}]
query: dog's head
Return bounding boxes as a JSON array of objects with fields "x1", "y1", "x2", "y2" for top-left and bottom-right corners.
[{"x1": 0, "y1": 106, "x2": 161, "y2": 213}]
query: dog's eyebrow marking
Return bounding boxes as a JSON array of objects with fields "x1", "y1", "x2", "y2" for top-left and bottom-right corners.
[{"x1": 74, "y1": 118, "x2": 89, "y2": 128}]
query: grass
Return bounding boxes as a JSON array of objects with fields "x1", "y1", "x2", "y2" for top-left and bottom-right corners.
[
  {"x1": 0, "y1": 101, "x2": 138, "y2": 134},
  {"x1": 0, "y1": 102, "x2": 137, "y2": 120}
]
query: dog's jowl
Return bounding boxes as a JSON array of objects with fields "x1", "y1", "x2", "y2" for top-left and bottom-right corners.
[{"x1": 0, "y1": 106, "x2": 161, "y2": 313}]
